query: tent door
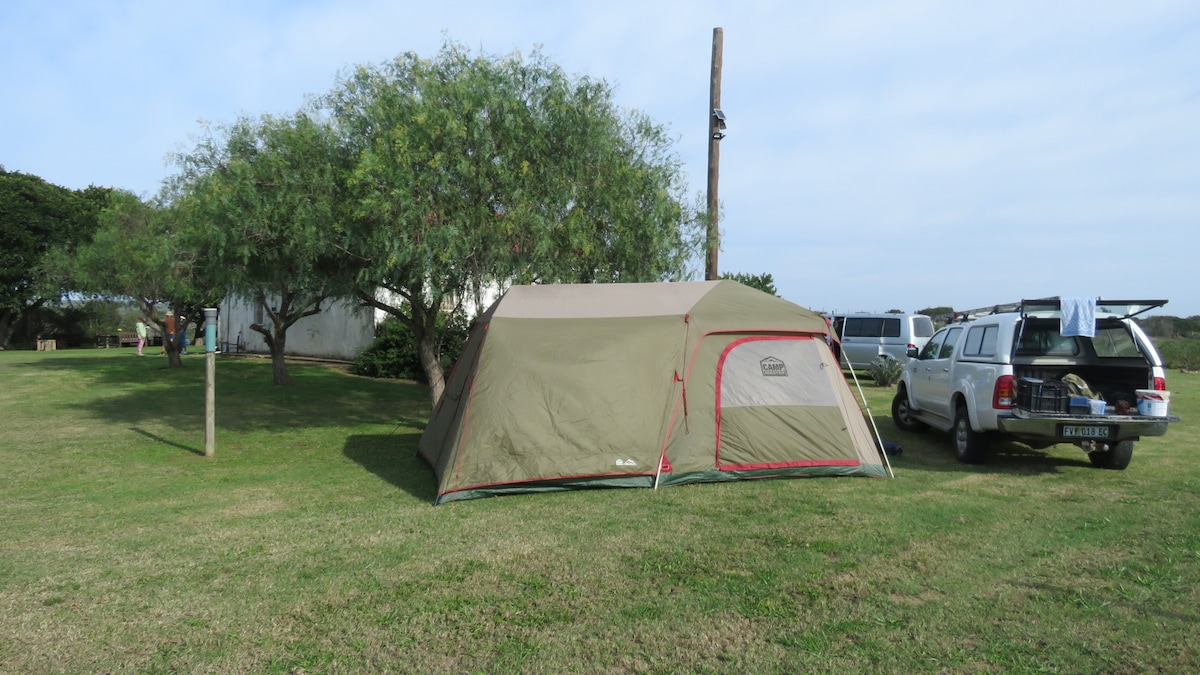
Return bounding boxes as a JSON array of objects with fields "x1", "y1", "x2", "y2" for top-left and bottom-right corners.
[{"x1": 715, "y1": 336, "x2": 861, "y2": 470}]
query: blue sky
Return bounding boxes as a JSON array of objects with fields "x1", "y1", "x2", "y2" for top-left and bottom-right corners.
[{"x1": 3, "y1": 0, "x2": 1198, "y2": 317}]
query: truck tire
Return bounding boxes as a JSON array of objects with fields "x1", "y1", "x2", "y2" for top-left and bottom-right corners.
[
  {"x1": 1088, "y1": 440, "x2": 1134, "y2": 470},
  {"x1": 953, "y1": 403, "x2": 988, "y2": 464},
  {"x1": 891, "y1": 386, "x2": 928, "y2": 432}
]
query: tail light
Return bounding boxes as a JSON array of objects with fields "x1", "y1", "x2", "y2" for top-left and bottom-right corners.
[
  {"x1": 993, "y1": 375, "x2": 1015, "y2": 409},
  {"x1": 1153, "y1": 376, "x2": 1166, "y2": 390}
]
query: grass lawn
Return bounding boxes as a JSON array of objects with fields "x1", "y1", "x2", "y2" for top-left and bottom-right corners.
[{"x1": 1, "y1": 348, "x2": 1197, "y2": 674}]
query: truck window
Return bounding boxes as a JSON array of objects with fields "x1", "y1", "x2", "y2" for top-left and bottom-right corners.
[
  {"x1": 1016, "y1": 323, "x2": 1079, "y2": 356},
  {"x1": 938, "y1": 327, "x2": 963, "y2": 359},
  {"x1": 882, "y1": 318, "x2": 901, "y2": 338},
  {"x1": 919, "y1": 330, "x2": 947, "y2": 360},
  {"x1": 963, "y1": 325, "x2": 998, "y2": 357},
  {"x1": 1093, "y1": 325, "x2": 1143, "y2": 358}
]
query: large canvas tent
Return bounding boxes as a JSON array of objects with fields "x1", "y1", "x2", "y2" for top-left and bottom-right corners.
[{"x1": 419, "y1": 281, "x2": 887, "y2": 504}]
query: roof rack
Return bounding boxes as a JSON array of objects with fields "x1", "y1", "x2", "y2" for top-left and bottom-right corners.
[{"x1": 954, "y1": 297, "x2": 1168, "y2": 322}]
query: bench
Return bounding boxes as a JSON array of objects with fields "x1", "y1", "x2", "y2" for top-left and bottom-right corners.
[{"x1": 96, "y1": 333, "x2": 161, "y2": 348}]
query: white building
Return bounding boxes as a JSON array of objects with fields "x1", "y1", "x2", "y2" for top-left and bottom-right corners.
[
  {"x1": 218, "y1": 295, "x2": 375, "y2": 362},
  {"x1": 217, "y1": 284, "x2": 502, "y2": 362}
]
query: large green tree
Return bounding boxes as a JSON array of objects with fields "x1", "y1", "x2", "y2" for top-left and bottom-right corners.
[
  {"x1": 174, "y1": 112, "x2": 351, "y2": 385},
  {"x1": 69, "y1": 191, "x2": 221, "y2": 368},
  {"x1": 324, "y1": 42, "x2": 702, "y2": 405},
  {"x1": 0, "y1": 168, "x2": 107, "y2": 348}
]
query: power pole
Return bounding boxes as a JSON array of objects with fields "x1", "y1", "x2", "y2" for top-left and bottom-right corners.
[{"x1": 705, "y1": 27, "x2": 724, "y2": 281}]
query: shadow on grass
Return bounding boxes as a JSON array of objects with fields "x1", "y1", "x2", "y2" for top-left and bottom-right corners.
[
  {"x1": 343, "y1": 434, "x2": 437, "y2": 503},
  {"x1": 13, "y1": 351, "x2": 430, "y2": 435},
  {"x1": 876, "y1": 418, "x2": 1092, "y2": 476},
  {"x1": 130, "y1": 427, "x2": 205, "y2": 456}
]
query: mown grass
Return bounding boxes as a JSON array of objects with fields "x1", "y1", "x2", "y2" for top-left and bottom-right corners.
[{"x1": 1, "y1": 348, "x2": 1197, "y2": 674}]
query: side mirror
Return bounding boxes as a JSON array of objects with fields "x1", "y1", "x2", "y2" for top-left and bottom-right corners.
[{"x1": 906, "y1": 346, "x2": 919, "y2": 358}]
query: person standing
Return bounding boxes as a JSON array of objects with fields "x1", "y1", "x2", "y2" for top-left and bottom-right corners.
[
  {"x1": 135, "y1": 318, "x2": 148, "y2": 356},
  {"x1": 179, "y1": 315, "x2": 189, "y2": 355},
  {"x1": 159, "y1": 311, "x2": 176, "y2": 355}
]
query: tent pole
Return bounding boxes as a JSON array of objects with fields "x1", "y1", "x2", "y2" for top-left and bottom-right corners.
[{"x1": 845, "y1": 359, "x2": 895, "y2": 478}]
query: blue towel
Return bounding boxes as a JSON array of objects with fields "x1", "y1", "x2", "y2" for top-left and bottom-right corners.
[{"x1": 1060, "y1": 296, "x2": 1096, "y2": 337}]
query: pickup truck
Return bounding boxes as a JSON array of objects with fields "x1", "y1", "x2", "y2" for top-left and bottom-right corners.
[{"x1": 890, "y1": 298, "x2": 1179, "y2": 469}]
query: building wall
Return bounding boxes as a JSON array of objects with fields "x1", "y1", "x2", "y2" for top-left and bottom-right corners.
[{"x1": 219, "y1": 295, "x2": 376, "y2": 362}]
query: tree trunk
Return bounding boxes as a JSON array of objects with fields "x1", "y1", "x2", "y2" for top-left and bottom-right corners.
[
  {"x1": 166, "y1": 334, "x2": 183, "y2": 368},
  {"x1": 269, "y1": 329, "x2": 293, "y2": 386},
  {"x1": 355, "y1": 288, "x2": 446, "y2": 406},
  {"x1": 0, "y1": 309, "x2": 13, "y2": 349},
  {"x1": 418, "y1": 329, "x2": 446, "y2": 407}
]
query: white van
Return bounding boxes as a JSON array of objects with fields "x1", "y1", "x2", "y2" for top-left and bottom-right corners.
[{"x1": 827, "y1": 313, "x2": 935, "y2": 369}]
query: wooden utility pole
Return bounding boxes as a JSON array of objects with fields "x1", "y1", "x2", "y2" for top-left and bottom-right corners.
[{"x1": 705, "y1": 27, "x2": 724, "y2": 281}]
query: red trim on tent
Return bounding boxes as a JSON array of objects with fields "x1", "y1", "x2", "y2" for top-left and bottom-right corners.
[
  {"x1": 658, "y1": 377, "x2": 687, "y2": 476},
  {"x1": 713, "y1": 335, "x2": 821, "y2": 469},
  {"x1": 657, "y1": 329, "x2": 826, "y2": 472},
  {"x1": 720, "y1": 458, "x2": 861, "y2": 471}
]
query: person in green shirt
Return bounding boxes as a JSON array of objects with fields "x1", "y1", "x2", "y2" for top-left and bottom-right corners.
[{"x1": 135, "y1": 318, "x2": 148, "y2": 356}]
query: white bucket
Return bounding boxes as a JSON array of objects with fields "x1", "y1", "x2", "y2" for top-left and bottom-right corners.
[{"x1": 1135, "y1": 390, "x2": 1170, "y2": 417}]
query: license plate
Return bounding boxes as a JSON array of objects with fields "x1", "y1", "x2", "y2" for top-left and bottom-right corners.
[{"x1": 1062, "y1": 425, "x2": 1111, "y2": 438}]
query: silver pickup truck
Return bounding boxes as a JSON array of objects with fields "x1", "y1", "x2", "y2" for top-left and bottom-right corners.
[{"x1": 891, "y1": 298, "x2": 1179, "y2": 469}]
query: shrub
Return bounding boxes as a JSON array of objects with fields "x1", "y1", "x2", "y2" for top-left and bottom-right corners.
[
  {"x1": 1156, "y1": 338, "x2": 1200, "y2": 372},
  {"x1": 866, "y1": 356, "x2": 904, "y2": 387},
  {"x1": 353, "y1": 312, "x2": 470, "y2": 382}
]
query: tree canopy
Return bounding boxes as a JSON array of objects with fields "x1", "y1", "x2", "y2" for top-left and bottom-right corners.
[
  {"x1": 720, "y1": 272, "x2": 777, "y2": 296},
  {"x1": 68, "y1": 191, "x2": 222, "y2": 367},
  {"x1": 0, "y1": 168, "x2": 107, "y2": 348},
  {"x1": 323, "y1": 41, "x2": 702, "y2": 404},
  {"x1": 174, "y1": 112, "x2": 352, "y2": 385}
]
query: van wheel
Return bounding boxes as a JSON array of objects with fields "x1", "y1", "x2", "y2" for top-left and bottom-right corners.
[
  {"x1": 1089, "y1": 440, "x2": 1134, "y2": 470},
  {"x1": 953, "y1": 403, "x2": 988, "y2": 464},
  {"x1": 891, "y1": 386, "x2": 928, "y2": 432}
]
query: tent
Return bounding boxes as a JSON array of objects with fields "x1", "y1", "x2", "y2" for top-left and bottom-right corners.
[{"x1": 419, "y1": 281, "x2": 888, "y2": 504}]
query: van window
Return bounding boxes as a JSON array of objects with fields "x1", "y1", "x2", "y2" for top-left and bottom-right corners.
[
  {"x1": 963, "y1": 325, "x2": 998, "y2": 357},
  {"x1": 881, "y1": 318, "x2": 901, "y2": 338},
  {"x1": 913, "y1": 317, "x2": 934, "y2": 338},
  {"x1": 845, "y1": 317, "x2": 884, "y2": 337}
]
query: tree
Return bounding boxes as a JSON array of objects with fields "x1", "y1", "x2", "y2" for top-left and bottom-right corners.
[
  {"x1": 68, "y1": 191, "x2": 220, "y2": 368},
  {"x1": 324, "y1": 42, "x2": 702, "y2": 406},
  {"x1": 720, "y1": 272, "x2": 777, "y2": 296},
  {"x1": 174, "y1": 112, "x2": 351, "y2": 385},
  {"x1": 0, "y1": 168, "x2": 106, "y2": 348},
  {"x1": 917, "y1": 306, "x2": 955, "y2": 318}
]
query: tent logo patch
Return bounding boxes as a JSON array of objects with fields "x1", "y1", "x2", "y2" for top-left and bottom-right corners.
[
  {"x1": 616, "y1": 458, "x2": 638, "y2": 467},
  {"x1": 760, "y1": 357, "x2": 788, "y2": 377}
]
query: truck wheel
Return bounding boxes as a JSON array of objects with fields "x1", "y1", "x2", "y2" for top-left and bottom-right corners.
[
  {"x1": 891, "y1": 386, "x2": 928, "y2": 432},
  {"x1": 953, "y1": 403, "x2": 988, "y2": 464},
  {"x1": 1088, "y1": 440, "x2": 1134, "y2": 470}
]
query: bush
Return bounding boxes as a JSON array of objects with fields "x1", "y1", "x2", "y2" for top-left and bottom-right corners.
[
  {"x1": 866, "y1": 356, "x2": 904, "y2": 387},
  {"x1": 1156, "y1": 338, "x2": 1200, "y2": 372},
  {"x1": 353, "y1": 312, "x2": 470, "y2": 382}
]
